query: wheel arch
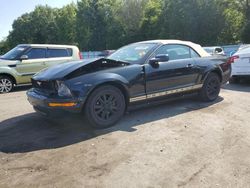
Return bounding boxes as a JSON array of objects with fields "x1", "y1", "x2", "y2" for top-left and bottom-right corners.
[
  {"x1": 0, "y1": 73, "x2": 17, "y2": 85},
  {"x1": 202, "y1": 67, "x2": 223, "y2": 84},
  {"x1": 210, "y1": 69, "x2": 223, "y2": 83},
  {"x1": 83, "y1": 80, "x2": 130, "y2": 111}
]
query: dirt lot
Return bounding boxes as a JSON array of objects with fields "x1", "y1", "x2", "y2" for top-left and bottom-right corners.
[{"x1": 0, "y1": 83, "x2": 250, "y2": 188}]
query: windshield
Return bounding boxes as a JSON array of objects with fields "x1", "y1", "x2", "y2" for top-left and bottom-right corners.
[
  {"x1": 1, "y1": 46, "x2": 28, "y2": 60},
  {"x1": 108, "y1": 43, "x2": 157, "y2": 63}
]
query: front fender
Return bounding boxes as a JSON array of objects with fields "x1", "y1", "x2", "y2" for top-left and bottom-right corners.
[
  {"x1": 0, "y1": 66, "x2": 19, "y2": 83},
  {"x1": 66, "y1": 72, "x2": 130, "y2": 98}
]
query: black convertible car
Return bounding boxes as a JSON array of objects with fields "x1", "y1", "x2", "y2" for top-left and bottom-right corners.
[{"x1": 27, "y1": 40, "x2": 231, "y2": 128}]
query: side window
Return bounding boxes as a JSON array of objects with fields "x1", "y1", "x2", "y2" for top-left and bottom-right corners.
[
  {"x1": 25, "y1": 48, "x2": 46, "y2": 59},
  {"x1": 47, "y1": 48, "x2": 71, "y2": 58},
  {"x1": 155, "y1": 44, "x2": 200, "y2": 60},
  {"x1": 67, "y1": 48, "x2": 73, "y2": 56},
  {"x1": 155, "y1": 45, "x2": 169, "y2": 56},
  {"x1": 190, "y1": 48, "x2": 200, "y2": 58}
]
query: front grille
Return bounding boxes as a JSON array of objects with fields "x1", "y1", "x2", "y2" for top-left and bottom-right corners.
[{"x1": 31, "y1": 79, "x2": 56, "y2": 95}]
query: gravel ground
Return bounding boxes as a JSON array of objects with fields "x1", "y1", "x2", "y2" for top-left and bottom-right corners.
[{"x1": 0, "y1": 83, "x2": 250, "y2": 188}]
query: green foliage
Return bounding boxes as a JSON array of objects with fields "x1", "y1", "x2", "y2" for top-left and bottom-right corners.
[
  {"x1": 140, "y1": 0, "x2": 163, "y2": 40},
  {"x1": 0, "y1": 39, "x2": 9, "y2": 55},
  {"x1": 219, "y1": 7, "x2": 244, "y2": 44},
  {"x1": 5, "y1": 4, "x2": 77, "y2": 50},
  {"x1": 241, "y1": 0, "x2": 250, "y2": 42},
  {"x1": 76, "y1": 0, "x2": 125, "y2": 50},
  {"x1": 7, "y1": 6, "x2": 59, "y2": 47},
  {"x1": 56, "y1": 3, "x2": 77, "y2": 45},
  {"x1": 242, "y1": 21, "x2": 250, "y2": 43},
  {"x1": 76, "y1": 0, "x2": 106, "y2": 50},
  {"x1": 159, "y1": 0, "x2": 226, "y2": 45},
  {"x1": 2, "y1": 0, "x2": 250, "y2": 53},
  {"x1": 118, "y1": 0, "x2": 148, "y2": 43}
]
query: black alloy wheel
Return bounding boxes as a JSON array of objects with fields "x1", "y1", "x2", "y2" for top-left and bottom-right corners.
[
  {"x1": 200, "y1": 73, "x2": 221, "y2": 102},
  {"x1": 85, "y1": 85, "x2": 126, "y2": 128}
]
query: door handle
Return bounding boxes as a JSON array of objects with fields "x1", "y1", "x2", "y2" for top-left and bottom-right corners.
[{"x1": 187, "y1": 64, "x2": 194, "y2": 68}]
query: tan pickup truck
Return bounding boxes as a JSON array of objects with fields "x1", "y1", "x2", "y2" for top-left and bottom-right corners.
[{"x1": 0, "y1": 44, "x2": 82, "y2": 93}]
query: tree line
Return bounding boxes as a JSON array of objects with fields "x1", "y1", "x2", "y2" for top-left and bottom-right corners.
[{"x1": 0, "y1": 0, "x2": 250, "y2": 54}]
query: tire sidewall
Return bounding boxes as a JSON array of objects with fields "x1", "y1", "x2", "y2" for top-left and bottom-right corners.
[
  {"x1": 0, "y1": 76, "x2": 14, "y2": 93},
  {"x1": 201, "y1": 73, "x2": 221, "y2": 102},
  {"x1": 85, "y1": 85, "x2": 126, "y2": 128}
]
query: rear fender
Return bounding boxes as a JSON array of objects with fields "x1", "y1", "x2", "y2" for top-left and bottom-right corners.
[{"x1": 200, "y1": 64, "x2": 223, "y2": 84}]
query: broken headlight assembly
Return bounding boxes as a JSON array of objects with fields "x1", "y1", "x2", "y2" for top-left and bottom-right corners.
[{"x1": 55, "y1": 81, "x2": 72, "y2": 97}]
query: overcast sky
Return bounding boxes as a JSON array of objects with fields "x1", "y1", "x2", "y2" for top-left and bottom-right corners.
[{"x1": 0, "y1": 0, "x2": 77, "y2": 40}]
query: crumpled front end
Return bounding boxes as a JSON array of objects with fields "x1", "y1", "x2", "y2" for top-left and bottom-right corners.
[
  {"x1": 27, "y1": 79, "x2": 85, "y2": 116},
  {"x1": 27, "y1": 58, "x2": 130, "y2": 116}
]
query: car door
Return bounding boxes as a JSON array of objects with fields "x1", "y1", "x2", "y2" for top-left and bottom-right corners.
[
  {"x1": 15, "y1": 48, "x2": 46, "y2": 83},
  {"x1": 145, "y1": 44, "x2": 201, "y2": 95},
  {"x1": 45, "y1": 48, "x2": 72, "y2": 68}
]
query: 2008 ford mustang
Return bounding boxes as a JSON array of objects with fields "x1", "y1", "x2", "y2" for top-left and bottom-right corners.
[{"x1": 27, "y1": 40, "x2": 231, "y2": 128}]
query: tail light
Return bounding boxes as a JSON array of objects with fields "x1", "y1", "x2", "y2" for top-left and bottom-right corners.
[
  {"x1": 78, "y1": 51, "x2": 83, "y2": 59},
  {"x1": 227, "y1": 55, "x2": 239, "y2": 64}
]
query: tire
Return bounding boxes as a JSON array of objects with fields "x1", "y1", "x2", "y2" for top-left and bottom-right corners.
[
  {"x1": 84, "y1": 85, "x2": 126, "y2": 129},
  {"x1": 0, "y1": 76, "x2": 14, "y2": 93},
  {"x1": 229, "y1": 76, "x2": 240, "y2": 84},
  {"x1": 199, "y1": 73, "x2": 221, "y2": 102}
]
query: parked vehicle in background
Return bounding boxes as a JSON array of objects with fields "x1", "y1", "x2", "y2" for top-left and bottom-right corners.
[
  {"x1": 222, "y1": 45, "x2": 240, "y2": 57},
  {"x1": 98, "y1": 50, "x2": 116, "y2": 57},
  {"x1": 82, "y1": 50, "x2": 116, "y2": 59},
  {"x1": 0, "y1": 44, "x2": 81, "y2": 93},
  {"x1": 27, "y1": 40, "x2": 231, "y2": 128},
  {"x1": 238, "y1": 44, "x2": 250, "y2": 51},
  {"x1": 230, "y1": 45, "x2": 250, "y2": 83},
  {"x1": 203, "y1": 46, "x2": 225, "y2": 56},
  {"x1": 81, "y1": 51, "x2": 102, "y2": 59}
]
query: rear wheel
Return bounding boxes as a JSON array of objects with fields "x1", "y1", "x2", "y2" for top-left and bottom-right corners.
[
  {"x1": 199, "y1": 73, "x2": 221, "y2": 102},
  {"x1": 84, "y1": 85, "x2": 126, "y2": 129},
  {"x1": 0, "y1": 76, "x2": 14, "y2": 93}
]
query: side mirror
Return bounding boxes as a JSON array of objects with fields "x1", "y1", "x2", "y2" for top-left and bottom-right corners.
[
  {"x1": 149, "y1": 54, "x2": 169, "y2": 66},
  {"x1": 20, "y1": 55, "x2": 28, "y2": 61},
  {"x1": 214, "y1": 48, "x2": 223, "y2": 54}
]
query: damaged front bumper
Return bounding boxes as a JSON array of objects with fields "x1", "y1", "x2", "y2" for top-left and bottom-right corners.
[{"x1": 27, "y1": 89, "x2": 85, "y2": 116}]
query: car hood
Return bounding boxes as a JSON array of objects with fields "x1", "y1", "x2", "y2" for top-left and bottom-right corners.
[
  {"x1": 33, "y1": 58, "x2": 129, "y2": 81},
  {"x1": 0, "y1": 59, "x2": 19, "y2": 67}
]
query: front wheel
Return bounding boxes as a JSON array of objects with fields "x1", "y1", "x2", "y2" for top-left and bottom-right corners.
[
  {"x1": 0, "y1": 76, "x2": 14, "y2": 93},
  {"x1": 84, "y1": 85, "x2": 126, "y2": 129},
  {"x1": 199, "y1": 73, "x2": 221, "y2": 102}
]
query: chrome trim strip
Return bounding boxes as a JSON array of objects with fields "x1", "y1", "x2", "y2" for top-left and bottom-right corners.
[
  {"x1": 130, "y1": 84, "x2": 203, "y2": 102},
  {"x1": 147, "y1": 84, "x2": 203, "y2": 99},
  {"x1": 130, "y1": 95, "x2": 147, "y2": 102}
]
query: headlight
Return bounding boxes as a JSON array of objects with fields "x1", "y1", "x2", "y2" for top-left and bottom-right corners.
[{"x1": 56, "y1": 81, "x2": 72, "y2": 97}]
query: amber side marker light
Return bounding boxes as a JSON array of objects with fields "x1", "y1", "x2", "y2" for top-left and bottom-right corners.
[{"x1": 48, "y1": 102, "x2": 77, "y2": 107}]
